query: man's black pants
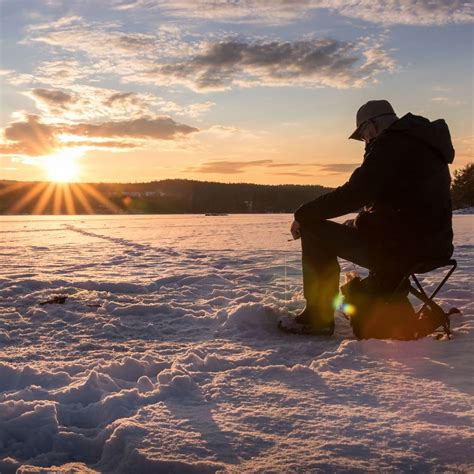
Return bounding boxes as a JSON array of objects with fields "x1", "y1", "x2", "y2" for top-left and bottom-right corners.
[{"x1": 300, "y1": 219, "x2": 406, "y2": 326}]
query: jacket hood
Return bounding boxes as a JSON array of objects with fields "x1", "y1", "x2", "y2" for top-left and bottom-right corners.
[{"x1": 388, "y1": 113, "x2": 455, "y2": 163}]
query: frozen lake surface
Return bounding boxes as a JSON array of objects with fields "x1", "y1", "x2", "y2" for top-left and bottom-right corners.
[{"x1": 0, "y1": 214, "x2": 473, "y2": 473}]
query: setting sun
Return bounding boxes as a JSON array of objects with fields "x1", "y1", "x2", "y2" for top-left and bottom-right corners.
[{"x1": 43, "y1": 148, "x2": 82, "y2": 182}]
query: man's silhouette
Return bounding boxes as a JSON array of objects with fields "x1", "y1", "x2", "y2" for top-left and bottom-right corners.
[{"x1": 288, "y1": 100, "x2": 454, "y2": 335}]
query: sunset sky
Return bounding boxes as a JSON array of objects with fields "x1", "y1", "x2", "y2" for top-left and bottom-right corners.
[{"x1": 0, "y1": 0, "x2": 472, "y2": 187}]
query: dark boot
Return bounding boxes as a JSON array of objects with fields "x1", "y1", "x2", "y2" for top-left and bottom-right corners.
[{"x1": 279, "y1": 305, "x2": 335, "y2": 336}]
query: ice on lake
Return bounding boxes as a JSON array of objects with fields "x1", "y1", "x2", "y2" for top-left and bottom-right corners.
[{"x1": 0, "y1": 214, "x2": 473, "y2": 473}]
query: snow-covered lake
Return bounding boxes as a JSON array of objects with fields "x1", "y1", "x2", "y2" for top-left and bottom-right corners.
[{"x1": 0, "y1": 214, "x2": 473, "y2": 473}]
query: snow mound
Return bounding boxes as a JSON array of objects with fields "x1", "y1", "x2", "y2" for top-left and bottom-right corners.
[
  {"x1": 221, "y1": 303, "x2": 280, "y2": 333},
  {"x1": 0, "y1": 364, "x2": 72, "y2": 392},
  {"x1": 157, "y1": 366, "x2": 199, "y2": 396},
  {"x1": 0, "y1": 401, "x2": 59, "y2": 460},
  {"x1": 15, "y1": 462, "x2": 98, "y2": 474}
]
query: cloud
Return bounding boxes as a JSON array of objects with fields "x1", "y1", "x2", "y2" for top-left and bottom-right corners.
[
  {"x1": 270, "y1": 162, "x2": 359, "y2": 178},
  {"x1": 317, "y1": 163, "x2": 359, "y2": 173},
  {"x1": 65, "y1": 117, "x2": 198, "y2": 140},
  {"x1": 0, "y1": 114, "x2": 199, "y2": 158},
  {"x1": 267, "y1": 162, "x2": 309, "y2": 168},
  {"x1": 5, "y1": 59, "x2": 88, "y2": 87},
  {"x1": 114, "y1": 0, "x2": 473, "y2": 26},
  {"x1": 22, "y1": 84, "x2": 215, "y2": 124},
  {"x1": 113, "y1": 0, "x2": 146, "y2": 11},
  {"x1": 0, "y1": 115, "x2": 59, "y2": 156},
  {"x1": 104, "y1": 91, "x2": 140, "y2": 107},
  {"x1": 272, "y1": 171, "x2": 314, "y2": 177},
  {"x1": 61, "y1": 139, "x2": 142, "y2": 149},
  {"x1": 25, "y1": 86, "x2": 161, "y2": 121},
  {"x1": 187, "y1": 159, "x2": 360, "y2": 175},
  {"x1": 28, "y1": 17, "x2": 159, "y2": 57},
  {"x1": 202, "y1": 125, "x2": 251, "y2": 138},
  {"x1": 137, "y1": 38, "x2": 395, "y2": 91},
  {"x1": 24, "y1": 17, "x2": 395, "y2": 92},
  {"x1": 188, "y1": 159, "x2": 273, "y2": 174},
  {"x1": 26, "y1": 15, "x2": 83, "y2": 31},
  {"x1": 35, "y1": 59, "x2": 89, "y2": 85},
  {"x1": 156, "y1": 99, "x2": 216, "y2": 118},
  {"x1": 266, "y1": 162, "x2": 359, "y2": 173},
  {"x1": 431, "y1": 96, "x2": 466, "y2": 106},
  {"x1": 184, "y1": 101, "x2": 216, "y2": 117},
  {"x1": 27, "y1": 88, "x2": 78, "y2": 111},
  {"x1": 114, "y1": 0, "x2": 308, "y2": 23},
  {"x1": 327, "y1": 0, "x2": 473, "y2": 26}
]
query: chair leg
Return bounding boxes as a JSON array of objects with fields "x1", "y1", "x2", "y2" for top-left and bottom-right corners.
[
  {"x1": 388, "y1": 263, "x2": 457, "y2": 338},
  {"x1": 424, "y1": 261, "x2": 457, "y2": 301},
  {"x1": 411, "y1": 274, "x2": 430, "y2": 314},
  {"x1": 410, "y1": 262, "x2": 457, "y2": 315},
  {"x1": 411, "y1": 274, "x2": 428, "y2": 297},
  {"x1": 407, "y1": 284, "x2": 451, "y2": 336}
]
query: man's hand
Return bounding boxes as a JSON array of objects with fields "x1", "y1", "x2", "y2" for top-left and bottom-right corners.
[{"x1": 290, "y1": 220, "x2": 301, "y2": 240}]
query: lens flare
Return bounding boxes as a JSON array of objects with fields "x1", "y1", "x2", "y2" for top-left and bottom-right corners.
[
  {"x1": 333, "y1": 293, "x2": 357, "y2": 317},
  {"x1": 332, "y1": 293, "x2": 344, "y2": 310},
  {"x1": 342, "y1": 303, "x2": 357, "y2": 316}
]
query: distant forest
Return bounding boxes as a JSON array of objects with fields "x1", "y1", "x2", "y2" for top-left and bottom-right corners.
[
  {"x1": 0, "y1": 179, "x2": 331, "y2": 215},
  {"x1": 451, "y1": 163, "x2": 474, "y2": 210},
  {"x1": 3, "y1": 165, "x2": 472, "y2": 215}
]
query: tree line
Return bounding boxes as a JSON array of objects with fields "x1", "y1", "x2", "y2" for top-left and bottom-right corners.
[
  {"x1": 451, "y1": 163, "x2": 474, "y2": 210},
  {"x1": 0, "y1": 179, "x2": 331, "y2": 215},
  {"x1": 1, "y1": 164, "x2": 472, "y2": 215}
]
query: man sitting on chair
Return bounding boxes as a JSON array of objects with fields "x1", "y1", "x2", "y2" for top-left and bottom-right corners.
[{"x1": 288, "y1": 99, "x2": 454, "y2": 336}]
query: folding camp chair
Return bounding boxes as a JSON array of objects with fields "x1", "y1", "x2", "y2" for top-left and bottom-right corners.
[{"x1": 392, "y1": 258, "x2": 460, "y2": 337}]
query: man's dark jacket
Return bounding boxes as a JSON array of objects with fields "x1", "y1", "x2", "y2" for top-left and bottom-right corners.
[{"x1": 294, "y1": 113, "x2": 454, "y2": 269}]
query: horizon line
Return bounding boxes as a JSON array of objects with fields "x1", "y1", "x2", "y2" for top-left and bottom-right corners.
[{"x1": 0, "y1": 177, "x2": 332, "y2": 189}]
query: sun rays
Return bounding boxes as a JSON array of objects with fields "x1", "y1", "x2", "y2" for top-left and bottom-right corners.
[
  {"x1": 0, "y1": 181, "x2": 123, "y2": 215},
  {"x1": 0, "y1": 142, "x2": 124, "y2": 215}
]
